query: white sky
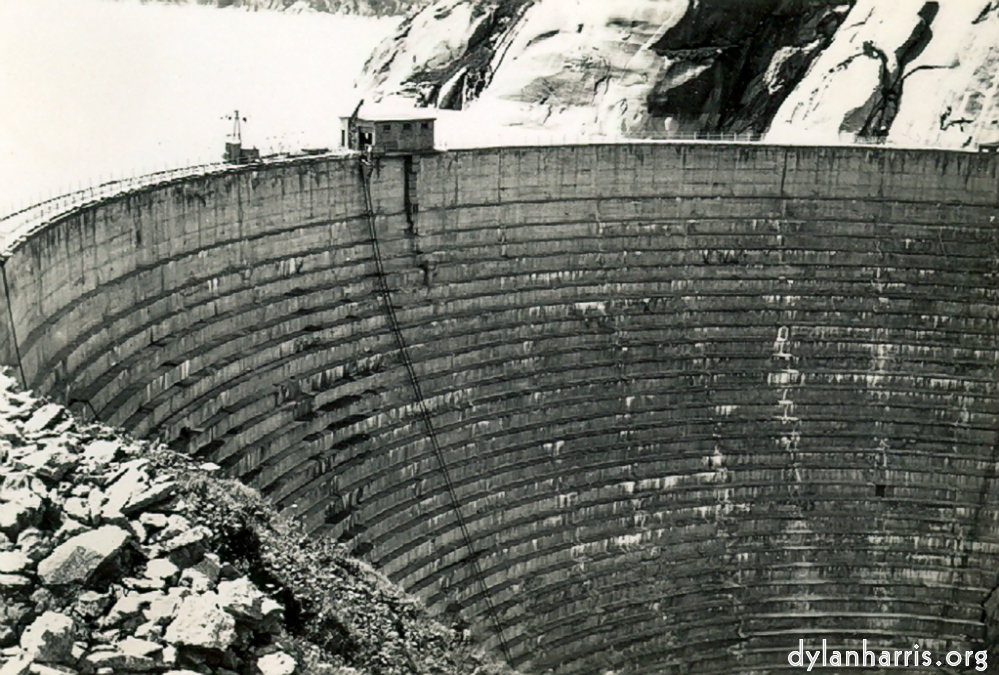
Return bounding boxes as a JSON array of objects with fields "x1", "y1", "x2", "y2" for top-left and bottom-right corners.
[{"x1": 0, "y1": 0, "x2": 397, "y2": 214}]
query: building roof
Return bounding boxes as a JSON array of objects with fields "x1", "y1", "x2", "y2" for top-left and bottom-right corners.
[{"x1": 339, "y1": 102, "x2": 437, "y2": 123}]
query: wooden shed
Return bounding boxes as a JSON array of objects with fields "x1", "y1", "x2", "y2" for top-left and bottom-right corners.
[{"x1": 341, "y1": 110, "x2": 436, "y2": 154}]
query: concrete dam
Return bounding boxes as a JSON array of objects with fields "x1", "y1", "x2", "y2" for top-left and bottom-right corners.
[{"x1": 1, "y1": 143, "x2": 998, "y2": 674}]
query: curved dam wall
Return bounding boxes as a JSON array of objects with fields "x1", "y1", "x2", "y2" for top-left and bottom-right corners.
[{"x1": 1, "y1": 144, "x2": 999, "y2": 674}]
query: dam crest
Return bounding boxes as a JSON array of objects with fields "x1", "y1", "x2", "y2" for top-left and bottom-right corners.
[{"x1": 1, "y1": 143, "x2": 997, "y2": 674}]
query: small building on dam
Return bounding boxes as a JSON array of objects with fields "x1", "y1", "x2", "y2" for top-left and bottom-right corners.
[{"x1": 0, "y1": 142, "x2": 997, "y2": 674}]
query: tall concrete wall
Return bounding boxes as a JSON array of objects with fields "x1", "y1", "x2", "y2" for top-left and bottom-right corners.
[{"x1": 2, "y1": 144, "x2": 999, "y2": 674}]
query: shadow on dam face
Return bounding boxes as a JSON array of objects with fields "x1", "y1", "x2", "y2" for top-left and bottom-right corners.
[{"x1": 1, "y1": 143, "x2": 998, "y2": 674}]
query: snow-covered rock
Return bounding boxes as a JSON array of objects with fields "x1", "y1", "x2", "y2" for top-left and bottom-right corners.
[
  {"x1": 360, "y1": 0, "x2": 851, "y2": 140},
  {"x1": 361, "y1": 0, "x2": 999, "y2": 149},
  {"x1": 768, "y1": 0, "x2": 999, "y2": 148}
]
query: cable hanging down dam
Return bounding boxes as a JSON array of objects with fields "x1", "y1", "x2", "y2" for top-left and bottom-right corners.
[{"x1": 0, "y1": 143, "x2": 997, "y2": 674}]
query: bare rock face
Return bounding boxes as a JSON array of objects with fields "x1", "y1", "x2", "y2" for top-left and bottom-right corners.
[{"x1": 36, "y1": 526, "x2": 131, "y2": 586}]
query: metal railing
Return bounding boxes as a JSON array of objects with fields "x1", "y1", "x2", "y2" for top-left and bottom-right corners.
[
  {"x1": 1, "y1": 132, "x2": 982, "y2": 254},
  {"x1": 0, "y1": 162, "x2": 229, "y2": 254},
  {"x1": 0, "y1": 147, "x2": 358, "y2": 256},
  {"x1": 435, "y1": 131, "x2": 764, "y2": 150}
]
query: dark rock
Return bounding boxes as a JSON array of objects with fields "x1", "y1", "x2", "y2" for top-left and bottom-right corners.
[
  {"x1": 122, "y1": 481, "x2": 177, "y2": 515},
  {"x1": 73, "y1": 591, "x2": 111, "y2": 619},
  {"x1": 156, "y1": 526, "x2": 212, "y2": 568},
  {"x1": 17, "y1": 529, "x2": 53, "y2": 563},
  {"x1": 216, "y1": 578, "x2": 282, "y2": 626},
  {"x1": 83, "y1": 649, "x2": 160, "y2": 672},
  {"x1": 20, "y1": 611, "x2": 76, "y2": 664},
  {"x1": 0, "y1": 574, "x2": 32, "y2": 591}
]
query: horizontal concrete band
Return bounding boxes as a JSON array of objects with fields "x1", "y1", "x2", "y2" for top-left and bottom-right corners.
[{"x1": 2, "y1": 144, "x2": 998, "y2": 674}]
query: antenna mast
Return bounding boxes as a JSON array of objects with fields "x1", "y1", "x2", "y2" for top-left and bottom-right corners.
[{"x1": 230, "y1": 109, "x2": 243, "y2": 145}]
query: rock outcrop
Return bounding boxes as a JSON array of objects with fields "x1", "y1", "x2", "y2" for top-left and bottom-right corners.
[{"x1": 0, "y1": 369, "x2": 513, "y2": 675}]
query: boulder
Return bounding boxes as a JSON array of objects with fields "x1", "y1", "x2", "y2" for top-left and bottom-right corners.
[
  {"x1": 0, "y1": 552, "x2": 31, "y2": 575},
  {"x1": 143, "y1": 592, "x2": 185, "y2": 626},
  {"x1": 145, "y1": 558, "x2": 179, "y2": 584},
  {"x1": 179, "y1": 568, "x2": 214, "y2": 593},
  {"x1": 61, "y1": 498, "x2": 90, "y2": 524},
  {"x1": 0, "y1": 491, "x2": 43, "y2": 538},
  {"x1": 156, "y1": 526, "x2": 211, "y2": 567},
  {"x1": 20, "y1": 611, "x2": 76, "y2": 664},
  {"x1": 52, "y1": 519, "x2": 88, "y2": 544},
  {"x1": 117, "y1": 636, "x2": 162, "y2": 658},
  {"x1": 21, "y1": 405, "x2": 63, "y2": 435},
  {"x1": 157, "y1": 515, "x2": 191, "y2": 541},
  {"x1": 0, "y1": 574, "x2": 31, "y2": 590},
  {"x1": 25, "y1": 663, "x2": 76, "y2": 675},
  {"x1": 17, "y1": 529, "x2": 52, "y2": 562},
  {"x1": 123, "y1": 576, "x2": 164, "y2": 592},
  {"x1": 37, "y1": 526, "x2": 130, "y2": 586},
  {"x1": 138, "y1": 513, "x2": 168, "y2": 530},
  {"x1": 104, "y1": 592, "x2": 155, "y2": 627},
  {"x1": 83, "y1": 650, "x2": 159, "y2": 672},
  {"x1": 126, "y1": 519, "x2": 148, "y2": 544},
  {"x1": 164, "y1": 593, "x2": 237, "y2": 651},
  {"x1": 257, "y1": 651, "x2": 297, "y2": 675},
  {"x1": 190, "y1": 554, "x2": 222, "y2": 585},
  {"x1": 217, "y1": 578, "x2": 282, "y2": 625},
  {"x1": 101, "y1": 466, "x2": 149, "y2": 519},
  {"x1": 80, "y1": 440, "x2": 120, "y2": 468},
  {"x1": 133, "y1": 621, "x2": 164, "y2": 640},
  {"x1": 0, "y1": 656, "x2": 31, "y2": 675},
  {"x1": 29, "y1": 588, "x2": 55, "y2": 614},
  {"x1": 122, "y1": 481, "x2": 177, "y2": 515},
  {"x1": 74, "y1": 591, "x2": 111, "y2": 619},
  {"x1": 86, "y1": 489, "x2": 104, "y2": 524},
  {"x1": 14, "y1": 447, "x2": 77, "y2": 482}
]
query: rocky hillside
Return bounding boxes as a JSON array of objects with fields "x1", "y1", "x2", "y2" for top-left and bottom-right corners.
[
  {"x1": 0, "y1": 369, "x2": 514, "y2": 675},
  {"x1": 359, "y1": 0, "x2": 999, "y2": 147}
]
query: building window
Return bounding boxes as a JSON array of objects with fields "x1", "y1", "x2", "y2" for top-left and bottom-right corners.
[
  {"x1": 421, "y1": 122, "x2": 430, "y2": 130},
  {"x1": 402, "y1": 123, "x2": 411, "y2": 131},
  {"x1": 382, "y1": 124, "x2": 391, "y2": 132}
]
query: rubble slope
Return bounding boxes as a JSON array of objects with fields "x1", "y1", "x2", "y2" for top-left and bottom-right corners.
[{"x1": 0, "y1": 369, "x2": 513, "y2": 675}]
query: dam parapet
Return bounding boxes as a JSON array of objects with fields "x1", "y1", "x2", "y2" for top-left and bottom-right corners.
[{"x1": 1, "y1": 143, "x2": 998, "y2": 674}]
